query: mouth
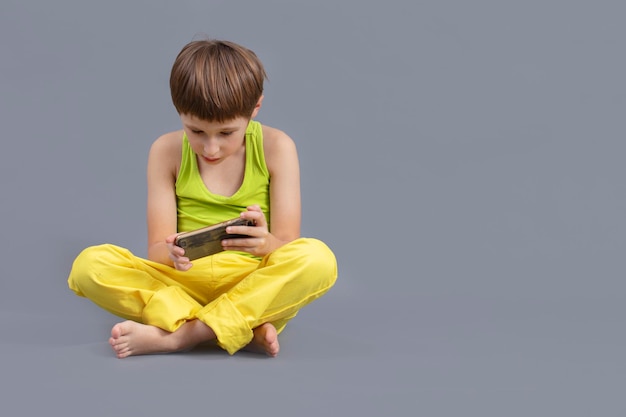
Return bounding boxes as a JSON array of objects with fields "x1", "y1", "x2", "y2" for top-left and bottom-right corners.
[{"x1": 202, "y1": 156, "x2": 220, "y2": 163}]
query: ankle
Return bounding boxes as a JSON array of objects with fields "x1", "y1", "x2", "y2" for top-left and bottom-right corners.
[{"x1": 172, "y1": 320, "x2": 215, "y2": 350}]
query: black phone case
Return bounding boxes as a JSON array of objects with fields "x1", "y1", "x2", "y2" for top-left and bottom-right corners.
[{"x1": 174, "y1": 218, "x2": 254, "y2": 260}]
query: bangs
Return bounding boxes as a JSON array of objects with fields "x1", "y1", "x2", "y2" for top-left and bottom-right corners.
[{"x1": 170, "y1": 40, "x2": 266, "y2": 122}]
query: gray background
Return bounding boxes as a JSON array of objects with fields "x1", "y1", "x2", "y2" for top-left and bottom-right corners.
[{"x1": 1, "y1": 0, "x2": 624, "y2": 416}]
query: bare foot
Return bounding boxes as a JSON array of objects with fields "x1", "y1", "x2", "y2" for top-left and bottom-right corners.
[
  {"x1": 244, "y1": 323, "x2": 280, "y2": 357},
  {"x1": 109, "y1": 320, "x2": 215, "y2": 359}
]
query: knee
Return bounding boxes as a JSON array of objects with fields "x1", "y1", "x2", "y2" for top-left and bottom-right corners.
[
  {"x1": 68, "y1": 245, "x2": 102, "y2": 295},
  {"x1": 291, "y1": 238, "x2": 338, "y2": 288},
  {"x1": 67, "y1": 244, "x2": 125, "y2": 295}
]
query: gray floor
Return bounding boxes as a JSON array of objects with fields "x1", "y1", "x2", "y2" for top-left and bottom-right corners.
[{"x1": 2, "y1": 1, "x2": 626, "y2": 416}]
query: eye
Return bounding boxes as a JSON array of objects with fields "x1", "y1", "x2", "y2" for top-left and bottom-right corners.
[
  {"x1": 221, "y1": 131, "x2": 234, "y2": 137},
  {"x1": 191, "y1": 130, "x2": 204, "y2": 135}
]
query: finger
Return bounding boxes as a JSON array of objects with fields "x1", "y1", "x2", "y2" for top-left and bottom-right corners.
[
  {"x1": 165, "y1": 233, "x2": 179, "y2": 244},
  {"x1": 167, "y1": 240, "x2": 185, "y2": 257},
  {"x1": 169, "y1": 250, "x2": 180, "y2": 260},
  {"x1": 223, "y1": 237, "x2": 265, "y2": 250},
  {"x1": 174, "y1": 258, "x2": 192, "y2": 270},
  {"x1": 240, "y1": 210, "x2": 266, "y2": 228},
  {"x1": 226, "y1": 225, "x2": 265, "y2": 237},
  {"x1": 222, "y1": 245, "x2": 258, "y2": 255},
  {"x1": 178, "y1": 262, "x2": 193, "y2": 271},
  {"x1": 169, "y1": 244, "x2": 189, "y2": 259}
]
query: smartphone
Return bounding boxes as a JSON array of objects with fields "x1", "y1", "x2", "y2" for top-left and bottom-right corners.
[{"x1": 174, "y1": 217, "x2": 255, "y2": 260}]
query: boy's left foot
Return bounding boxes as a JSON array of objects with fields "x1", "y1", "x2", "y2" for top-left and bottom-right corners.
[{"x1": 244, "y1": 323, "x2": 280, "y2": 357}]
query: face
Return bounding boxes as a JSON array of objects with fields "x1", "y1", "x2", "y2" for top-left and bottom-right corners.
[{"x1": 180, "y1": 114, "x2": 250, "y2": 165}]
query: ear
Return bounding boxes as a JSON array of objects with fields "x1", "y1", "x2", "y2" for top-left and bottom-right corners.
[{"x1": 250, "y1": 95, "x2": 264, "y2": 119}]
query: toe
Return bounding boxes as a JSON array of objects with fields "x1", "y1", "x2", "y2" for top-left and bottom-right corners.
[{"x1": 111, "y1": 324, "x2": 122, "y2": 339}]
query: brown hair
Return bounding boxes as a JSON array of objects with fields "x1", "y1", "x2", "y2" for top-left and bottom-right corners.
[{"x1": 170, "y1": 39, "x2": 267, "y2": 122}]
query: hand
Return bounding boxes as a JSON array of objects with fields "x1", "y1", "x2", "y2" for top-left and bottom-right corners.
[
  {"x1": 222, "y1": 205, "x2": 272, "y2": 257},
  {"x1": 165, "y1": 233, "x2": 193, "y2": 271}
]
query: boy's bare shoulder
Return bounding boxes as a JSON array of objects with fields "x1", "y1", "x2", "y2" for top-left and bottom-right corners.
[
  {"x1": 261, "y1": 124, "x2": 298, "y2": 173},
  {"x1": 151, "y1": 130, "x2": 184, "y2": 151},
  {"x1": 150, "y1": 130, "x2": 183, "y2": 155},
  {"x1": 148, "y1": 130, "x2": 184, "y2": 174},
  {"x1": 262, "y1": 124, "x2": 296, "y2": 152}
]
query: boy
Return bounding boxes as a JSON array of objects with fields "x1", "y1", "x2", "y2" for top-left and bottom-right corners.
[{"x1": 67, "y1": 39, "x2": 337, "y2": 358}]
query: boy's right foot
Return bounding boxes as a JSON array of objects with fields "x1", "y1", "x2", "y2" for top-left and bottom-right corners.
[
  {"x1": 109, "y1": 321, "x2": 173, "y2": 358},
  {"x1": 109, "y1": 319, "x2": 215, "y2": 359}
]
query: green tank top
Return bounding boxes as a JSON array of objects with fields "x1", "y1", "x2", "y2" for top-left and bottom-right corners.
[{"x1": 175, "y1": 120, "x2": 270, "y2": 233}]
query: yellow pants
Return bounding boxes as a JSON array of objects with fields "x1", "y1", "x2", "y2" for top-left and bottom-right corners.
[{"x1": 67, "y1": 238, "x2": 337, "y2": 354}]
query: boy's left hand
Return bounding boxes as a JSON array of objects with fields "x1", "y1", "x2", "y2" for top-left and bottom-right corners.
[{"x1": 222, "y1": 205, "x2": 272, "y2": 257}]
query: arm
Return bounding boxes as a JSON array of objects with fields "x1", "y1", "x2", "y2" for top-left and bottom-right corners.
[
  {"x1": 146, "y1": 131, "x2": 186, "y2": 267},
  {"x1": 265, "y1": 126, "x2": 302, "y2": 244},
  {"x1": 223, "y1": 126, "x2": 301, "y2": 256}
]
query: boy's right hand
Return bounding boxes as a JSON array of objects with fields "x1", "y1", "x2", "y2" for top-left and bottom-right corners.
[{"x1": 165, "y1": 233, "x2": 193, "y2": 271}]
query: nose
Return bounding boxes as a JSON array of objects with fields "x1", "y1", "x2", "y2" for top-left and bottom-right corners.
[{"x1": 203, "y1": 139, "x2": 219, "y2": 156}]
